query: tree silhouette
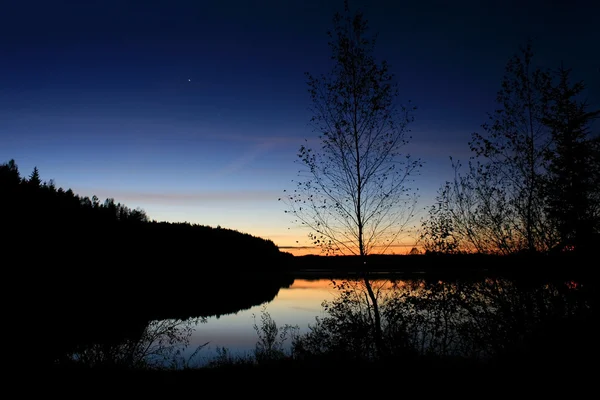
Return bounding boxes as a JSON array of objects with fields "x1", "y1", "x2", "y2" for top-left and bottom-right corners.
[
  {"x1": 282, "y1": 1, "x2": 419, "y2": 257},
  {"x1": 419, "y1": 176, "x2": 463, "y2": 254},
  {"x1": 420, "y1": 44, "x2": 599, "y2": 256},
  {"x1": 469, "y1": 42, "x2": 553, "y2": 253},
  {"x1": 281, "y1": 0, "x2": 419, "y2": 358},
  {"x1": 541, "y1": 65, "x2": 600, "y2": 252},
  {"x1": 28, "y1": 166, "x2": 42, "y2": 187},
  {"x1": 420, "y1": 43, "x2": 559, "y2": 254},
  {"x1": 0, "y1": 159, "x2": 20, "y2": 187}
]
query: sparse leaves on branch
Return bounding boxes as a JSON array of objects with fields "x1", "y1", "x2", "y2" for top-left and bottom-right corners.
[
  {"x1": 420, "y1": 42, "x2": 600, "y2": 255},
  {"x1": 282, "y1": 3, "x2": 420, "y2": 257}
]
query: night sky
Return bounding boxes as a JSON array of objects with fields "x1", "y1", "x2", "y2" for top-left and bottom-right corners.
[{"x1": 1, "y1": 0, "x2": 598, "y2": 254}]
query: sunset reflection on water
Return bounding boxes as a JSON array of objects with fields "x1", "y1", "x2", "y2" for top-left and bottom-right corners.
[{"x1": 188, "y1": 279, "x2": 337, "y2": 364}]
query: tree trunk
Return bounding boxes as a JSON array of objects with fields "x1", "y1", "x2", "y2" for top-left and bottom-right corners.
[{"x1": 363, "y1": 271, "x2": 384, "y2": 360}]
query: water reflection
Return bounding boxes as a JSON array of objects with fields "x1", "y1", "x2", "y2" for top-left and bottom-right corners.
[
  {"x1": 290, "y1": 276, "x2": 593, "y2": 368},
  {"x1": 65, "y1": 318, "x2": 206, "y2": 369},
  {"x1": 58, "y1": 274, "x2": 593, "y2": 369},
  {"x1": 187, "y1": 279, "x2": 336, "y2": 363},
  {"x1": 47, "y1": 272, "x2": 294, "y2": 368}
]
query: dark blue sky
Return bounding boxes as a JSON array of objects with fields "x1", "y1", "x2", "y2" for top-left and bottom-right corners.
[{"x1": 1, "y1": 0, "x2": 598, "y2": 253}]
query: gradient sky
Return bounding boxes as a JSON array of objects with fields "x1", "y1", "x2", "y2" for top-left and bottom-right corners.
[{"x1": 1, "y1": 0, "x2": 599, "y2": 254}]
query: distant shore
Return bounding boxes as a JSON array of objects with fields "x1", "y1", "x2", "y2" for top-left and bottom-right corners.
[{"x1": 287, "y1": 252, "x2": 590, "y2": 280}]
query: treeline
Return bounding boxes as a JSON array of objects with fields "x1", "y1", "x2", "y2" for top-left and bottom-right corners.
[
  {"x1": 1, "y1": 159, "x2": 287, "y2": 269},
  {"x1": 420, "y1": 43, "x2": 600, "y2": 255},
  {"x1": 1, "y1": 159, "x2": 292, "y2": 365},
  {"x1": 290, "y1": 253, "x2": 588, "y2": 281}
]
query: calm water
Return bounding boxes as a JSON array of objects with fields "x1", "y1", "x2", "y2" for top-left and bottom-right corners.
[
  {"x1": 187, "y1": 279, "x2": 336, "y2": 365},
  {"x1": 178, "y1": 274, "x2": 591, "y2": 366},
  {"x1": 64, "y1": 273, "x2": 593, "y2": 368}
]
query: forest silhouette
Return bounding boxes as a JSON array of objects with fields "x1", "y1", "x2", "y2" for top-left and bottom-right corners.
[{"x1": 1, "y1": 159, "x2": 294, "y2": 366}]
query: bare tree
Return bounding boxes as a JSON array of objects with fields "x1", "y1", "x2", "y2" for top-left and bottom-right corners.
[
  {"x1": 469, "y1": 42, "x2": 554, "y2": 253},
  {"x1": 420, "y1": 43, "x2": 556, "y2": 254},
  {"x1": 281, "y1": 1, "x2": 420, "y2": 357},
  {"x1": 282, "y1": 2, "x2": 419, "y2": 257},
  {"x1": 420, "y1": 158, "x2": 526, "y2": 255}
]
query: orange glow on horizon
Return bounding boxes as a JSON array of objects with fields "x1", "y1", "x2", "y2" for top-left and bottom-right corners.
[
  {"x1": 266, "y1": 230, "x2": 421, "y2": 257},
  {"x1": 288, "y1": 279, "x2": 336, "y2": 289},
  {"x1": 279, "y1": 244, "x2": 423, "y2": 257},
  {"x1": 287, "y1": 278, "x2": 428, "y2": 293}
]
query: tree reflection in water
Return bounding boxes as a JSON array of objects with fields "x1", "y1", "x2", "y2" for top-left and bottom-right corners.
[
  {"x1": 292, "y1": 276, "x2": 593, "y2": 367},
  {"x1": 64, "y1": 318, "x2": 207, "y2": 369},
  {"x1": 56, "y1": 275, "x2": 592, "y2": 369}
]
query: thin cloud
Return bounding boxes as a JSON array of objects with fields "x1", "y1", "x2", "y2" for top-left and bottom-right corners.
[
  {"x1": 72, "y1": 188, "x2": 280, "y2": 205},
  {"x1": 210, "y1": 141, "x2": 277, "y2": 178},
  {"x1": 207, "y1": 134, "x2": 313, "y2": 178}
]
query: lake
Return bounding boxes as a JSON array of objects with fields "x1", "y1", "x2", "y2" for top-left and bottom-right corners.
[
  {"x1": 146, "y1": 272, "x2": 593, "y2": 368},
  {"x1": 58, "y1": 270, "x2": 593, "y2": 369},
  {"x1": 186, "y1": 279, "x2": 337, "y2": 365}
]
